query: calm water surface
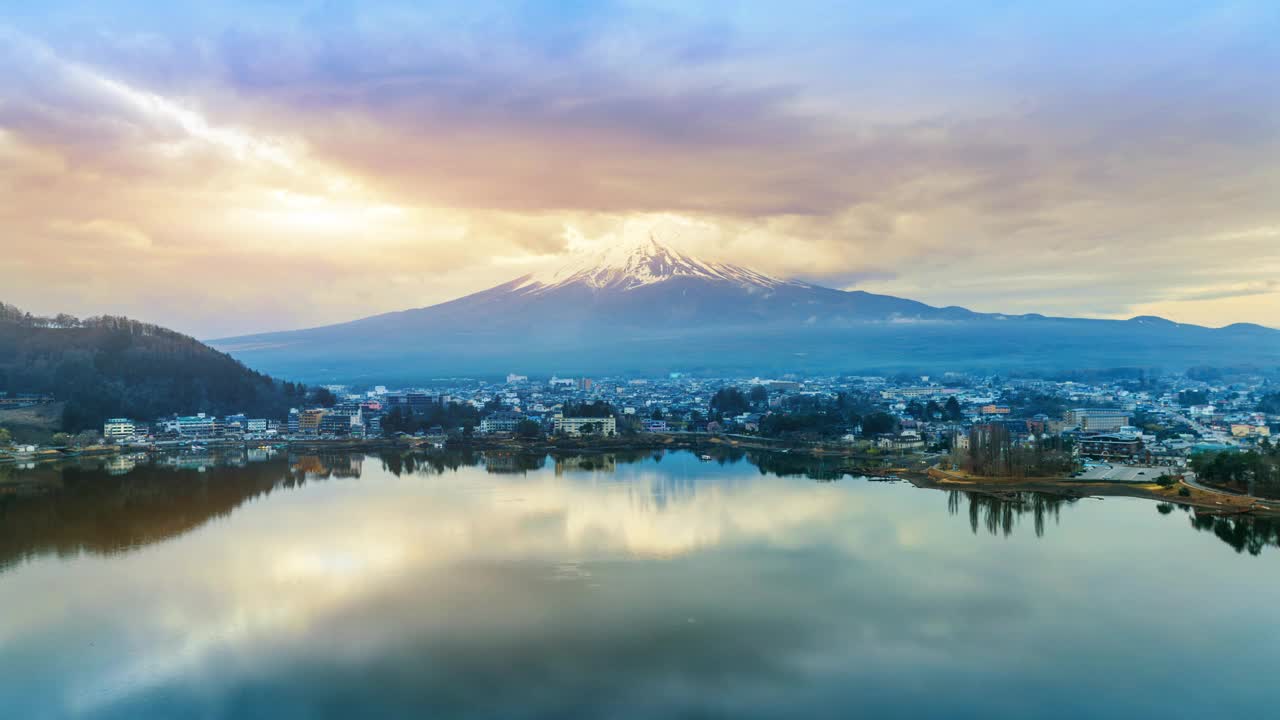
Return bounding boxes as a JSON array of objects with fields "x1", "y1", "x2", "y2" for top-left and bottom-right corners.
[{"x1": 1, "y1": 449, "x2": 1277, "y2": 719}]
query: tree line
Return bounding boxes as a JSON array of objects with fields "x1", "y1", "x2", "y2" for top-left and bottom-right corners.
[
  {"x1": 381, "y1": 403, "x2": 482, "y2": 435},
  {"x1": 950, "y1": 424, "x2": 1076, "y2": 478},
  {"x1": 1190, "y1": 444, "x2": 1280, "y2": 498},
  {"x1": 0, "y1": 304, "x2": 307, "y2": 431}
]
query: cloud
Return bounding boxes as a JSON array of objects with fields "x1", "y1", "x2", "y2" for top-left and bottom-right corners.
[
  {"x1": 1, "y1": 2, "x2": 1278, "y2": 335},
  {"x1": 1172, "y1": 280, "x2": 1280, "y2": 303}
]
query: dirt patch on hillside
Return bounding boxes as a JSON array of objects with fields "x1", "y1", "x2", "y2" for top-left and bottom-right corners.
[{"x1": 0, "y1": 402, "x2": 65, "y2": 442}]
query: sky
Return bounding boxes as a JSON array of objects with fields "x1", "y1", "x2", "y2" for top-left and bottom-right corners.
[{"x1": 1, "y1": 0, "x2": 1277, "y2": 338}]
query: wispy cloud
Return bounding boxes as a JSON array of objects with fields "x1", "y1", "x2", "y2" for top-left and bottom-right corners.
[
  {"x1": 1, "y1": 2, "x2": 1278, "y2": 334},
  {"x1": 1170, "y1": 281, "x2": 1280, "y2": 303}
]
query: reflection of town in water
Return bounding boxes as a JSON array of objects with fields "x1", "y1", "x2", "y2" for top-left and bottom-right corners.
[{"x1": 1, "y1": 450, "x2": 1278, "y2": 580}]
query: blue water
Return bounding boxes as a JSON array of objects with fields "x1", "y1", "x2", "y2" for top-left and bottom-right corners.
[{"x1": 0, "y1": 450, "x2": 1275, "y2": 718}]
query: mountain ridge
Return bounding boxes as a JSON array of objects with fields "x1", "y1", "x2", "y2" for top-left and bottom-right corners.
[
  {"x1": 0, "y1": 302, "x2": 311, "y2": 433},
  {"x1": 210, "y1": 238, "x2": 1280, "y2": 381}
]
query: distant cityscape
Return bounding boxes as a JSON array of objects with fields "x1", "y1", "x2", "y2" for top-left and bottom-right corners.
[{"x1": 7, "y1": 371, "x2": 1275, "y2": 472}]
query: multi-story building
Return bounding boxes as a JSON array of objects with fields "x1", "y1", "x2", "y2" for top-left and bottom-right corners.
[
  {"x1": 1067, "y1": 408, "x2": 1129, "y2": 432},
  {"x1": 1078, "y1": 433, "x2": 1143, "y2": 460},
  {"x1": 384, "y1": 393, "x2": 442, "y2": 415},
  {"x1": 553, "y1": 416, "x2": 617, "y2": 436},
  {"x1": 480, "y1": 411, "x2": 523, "y2": 434},
  {"x1": 298, "y1": 409, "x2": 327, "y2": 435},
  {"x1": 319, "y1": 403, "x2": 364, "y2": 436},
  {"x1": 1231, "y1": 424, "x2": 1271, "y2": 438},
  {"x1": 895, "y1": 387, "x2": 939, "y2": 399},
  {"x1": 319, "y1": 412, "x2": 362, "y2": 436},
  {"x1": 103, "y1": 418, "x2": 135, "y2": 443},
  {"x1": 174, "y1": 414, "x2": 217, "y2": 438}
]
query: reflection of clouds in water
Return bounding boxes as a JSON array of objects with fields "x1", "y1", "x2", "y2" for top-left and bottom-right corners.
[
  {"x1": 551, "y1": 470, "x2": 856, "y2": 557},
  {"x1": 28, "y1": 464, "x2": 862, "y2": 715}
]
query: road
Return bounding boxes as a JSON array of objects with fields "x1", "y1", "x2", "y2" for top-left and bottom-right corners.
[
  {"x1": 1180, "y1": 472, "x2": 1280, "y2": 510},
  {"x1": 1166, "y1": 407, "x2": 1235, "y2": 446}
]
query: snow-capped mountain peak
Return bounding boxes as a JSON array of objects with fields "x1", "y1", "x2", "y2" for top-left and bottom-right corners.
[{"x1": 514, "y1": 234, "x2": 798, "y2": 293}]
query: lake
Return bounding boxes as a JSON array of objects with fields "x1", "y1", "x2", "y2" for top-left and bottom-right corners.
[{"x1": 1, "y1": 449, "x2": 1277, "y2": 719}]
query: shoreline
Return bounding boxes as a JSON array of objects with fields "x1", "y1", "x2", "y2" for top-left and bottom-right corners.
[
  {"x1": 4, "y1": 431, "x2": 908, "y2": 464},
  {"x1": 919, "y1": 464, "x2": 1280, "y2": 517},
  {"x1": 7, "y1": 437, "x2": 1277, "y2": 516}
]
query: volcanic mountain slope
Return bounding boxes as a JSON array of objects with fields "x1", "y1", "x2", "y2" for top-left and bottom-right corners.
[
  {"x1": 211, "y1": 236, "x2": 1280, "y2": 381},
  {"x1": 229, "y1": 236, "x2": 974, "y2": 338}
]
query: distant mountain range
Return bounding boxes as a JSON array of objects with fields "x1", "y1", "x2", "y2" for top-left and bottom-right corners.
[{"x1": 211, "y1": 237, "x2": 1280, "y2": 382}]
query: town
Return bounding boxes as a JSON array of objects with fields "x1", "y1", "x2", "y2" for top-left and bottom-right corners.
[{"x1": 6, "y1": 371, "x2": 1277, "y2": 489}]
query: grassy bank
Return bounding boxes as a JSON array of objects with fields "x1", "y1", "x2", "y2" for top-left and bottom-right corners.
[{"x1": 922, "y1": 464, "x2": 1280, "y2": 516}]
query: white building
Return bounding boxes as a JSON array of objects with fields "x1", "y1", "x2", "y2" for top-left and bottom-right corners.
[
  {"x1": 480, "y1": 412, "x2": 523, "y2": 434},
  {"x1": 103, "y1": 418, "x2": 135, "y2": 443},
  {"x1": 554, "y1": 416, "x2": 616, "y2": 436},
  {"x1": 174, "y1": 414, "x2": 217, "y2": 437}
]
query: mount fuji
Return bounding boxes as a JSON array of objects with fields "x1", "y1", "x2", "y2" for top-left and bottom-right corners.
[{"x1": 212, "y1": 236, "x2": 1280, "y2": 382}]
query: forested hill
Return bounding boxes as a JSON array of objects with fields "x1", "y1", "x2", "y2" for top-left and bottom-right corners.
[{"x1": 0, "y1": 303, "x2": 306, "y2": 431}]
